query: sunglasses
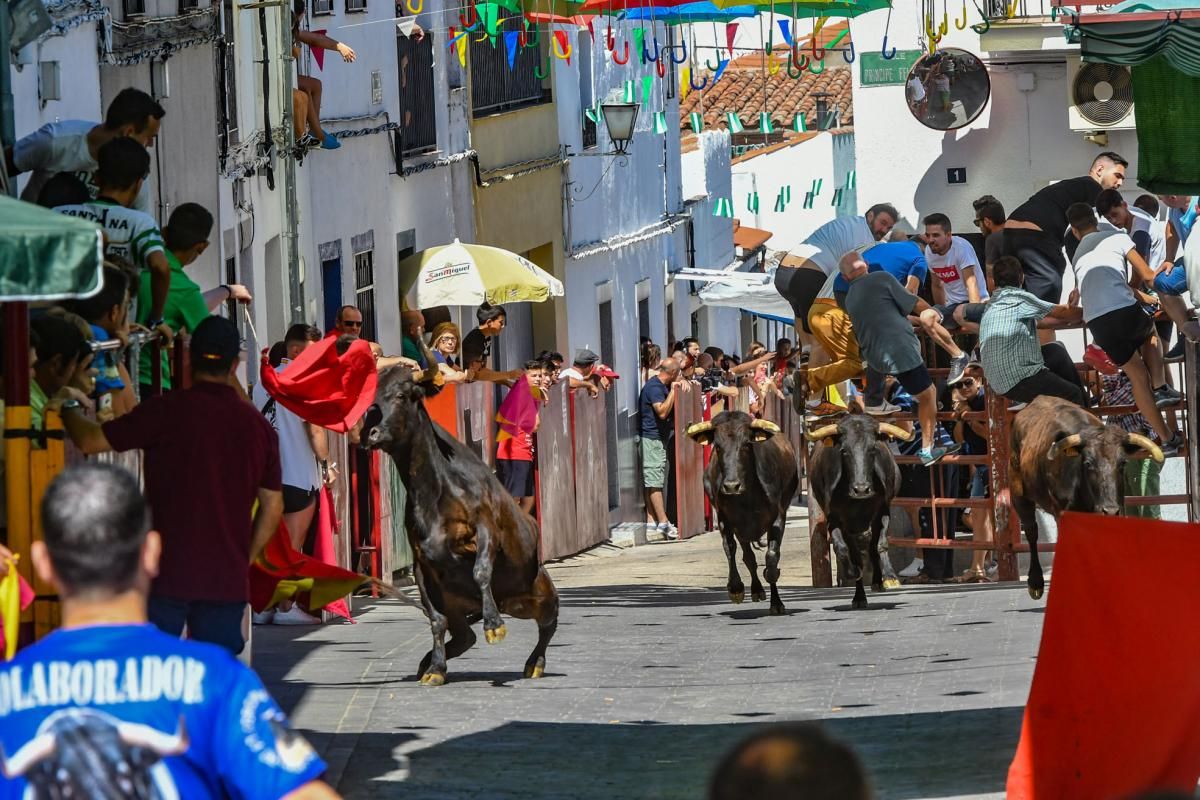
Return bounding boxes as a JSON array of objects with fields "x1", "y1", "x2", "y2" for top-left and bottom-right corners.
[
  {"x1": 973, "y1": 218, "x2": 985, "y2": 227},
  {"x1": 341, "y1": 320, "x2": 363, "y2": 328}
]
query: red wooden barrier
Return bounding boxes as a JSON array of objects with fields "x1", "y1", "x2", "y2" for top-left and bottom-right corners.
[{"x1": 424, "y1": 381, "x2": 459, "y2": 438}]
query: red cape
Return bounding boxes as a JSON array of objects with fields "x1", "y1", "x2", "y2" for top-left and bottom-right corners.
[
  {"x1": 260, "y1": 335, "x2": 377, "y2": 433},
  {"x1": 1007, "y1": 512, "x2": 1200, "y2": 797}
]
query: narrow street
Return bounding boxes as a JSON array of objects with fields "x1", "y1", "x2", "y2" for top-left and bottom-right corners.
[{"x1": 255, "y1": 511, "x2": 1045, "y2": 800}]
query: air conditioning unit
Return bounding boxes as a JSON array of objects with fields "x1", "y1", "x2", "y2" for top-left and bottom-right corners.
[{"x1": 1067, "y1": 55, "x2": 1136, "y2": 132}]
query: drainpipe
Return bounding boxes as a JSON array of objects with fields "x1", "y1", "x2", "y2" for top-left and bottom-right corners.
[{"x1": 280, "y1": 1, "x2": 303, "y2": 324}]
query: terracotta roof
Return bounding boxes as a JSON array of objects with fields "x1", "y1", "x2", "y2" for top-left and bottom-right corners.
[
  {"x1": 732, "y1": 219, "x2": 773, "y2": 251},
  {"x1": 679, "y1": 22, "x2": 853, "y2": 137}
]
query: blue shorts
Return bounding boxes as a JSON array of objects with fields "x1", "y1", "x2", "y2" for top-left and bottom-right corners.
[
  {"x1": 1153, "y1": 263, "x2": 1187, "y2": 296},
  {"x1": 971, "y1": 465, "x2": 990, "y2": 498},
  {"x1": 148, "y1": 596, "x2": 246, "y2": 656}
]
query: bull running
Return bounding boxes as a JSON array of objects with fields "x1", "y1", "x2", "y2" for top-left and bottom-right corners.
[{"x1": 363, "y1": 341, "x2": 559, "y2": 687}]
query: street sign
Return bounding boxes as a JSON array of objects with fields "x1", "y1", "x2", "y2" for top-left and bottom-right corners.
[
  {"x1": 947, "y1": 167, "x2": 968, "y2": 185},
  {"x1": 859, "y1": 50, "x2": 923, "y2": 87}
]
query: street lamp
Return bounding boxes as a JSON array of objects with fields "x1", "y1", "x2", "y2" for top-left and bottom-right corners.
[{"x1": 600, "y1": 102, "x2": 640, "y2": 156}]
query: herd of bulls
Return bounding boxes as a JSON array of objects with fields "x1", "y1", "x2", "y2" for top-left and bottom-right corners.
[{"x1": 362, "y1": 353, "x2": 1166, "y2": 685}]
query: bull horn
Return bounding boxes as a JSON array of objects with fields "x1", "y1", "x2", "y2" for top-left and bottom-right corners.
[
  {"x1": 750, "y1": 419, "x2": 781, "y2": 434},
  {"x1": 878, "y1": 423, "x2": 914, "y2": 442},
  {"x1": 806, "y1": 424, "x2": 839, "y2": 442},
  {"x1": 0, "y1": 734, "x2": 57, "y2": 778},
  {"x1": 415, "y1": 332, "x2": 444, "y2": 386},
  {"x1": 117, "y1": 718, "x2": 190, "y2": 756},
  {"x1": 1047, "y1": 433, "x2": 1084, "y2": 461},
  {"x1": 686, "y1": 421, "x2": 714, "y2": 439},
  {"x1": 1125, "y1": 433, "x2": 1165, "y2": 464}
]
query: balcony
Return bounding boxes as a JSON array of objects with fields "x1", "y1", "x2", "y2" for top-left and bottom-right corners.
[
  {"x1": 470, "y1": 36, "x2": 551, "y2": 117},
  {"x1": 396, "y1": 32, "x2": 437, "y2": 155},
  {"x1": 983, "y1": 0, "x2": 1056, "y2": 21}
]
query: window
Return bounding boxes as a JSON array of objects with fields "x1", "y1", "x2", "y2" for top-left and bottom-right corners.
[
  {"x1": 396, "y1": 31, "x2": 437, "y2": 155},
  {"x1": 354, "y1": 250, "x2": 377, "y2": 342},
  {"x1": 470, "y1": 35, "x2": 551, "y2": 116},
  {"x1": 123, "y1": 0, "x2": 145, "y2": 17},
  {"x1": 345, "y1": 0, "x2": 365, "y2": 12},
  {"x1": 217, "y1": 0, "x2": 239, "y2": 168},
  {"x1": 598, "y1": 299, "x2": 620, "y2": 511},
  {"x1": 311, "y1": 0, "x2": 332, "y2": 13},
  {"x1": 179, "y1": 0, "x2": 199, "y2": 10},
  {"x1": 578, "y1": 31, "x2": 597, "y2": 149}
]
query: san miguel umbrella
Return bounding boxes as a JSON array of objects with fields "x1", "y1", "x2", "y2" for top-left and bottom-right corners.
[
  {"x1": 0, "y1": 194, "x2": 103, "y2": 301},
  {"x1": 399, "y1": 239, "x2": 565, "y2": 309}
]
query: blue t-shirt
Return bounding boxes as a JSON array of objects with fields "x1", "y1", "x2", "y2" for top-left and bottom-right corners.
[
  {"x1": 89, "y1": 323, "x2": 125, "y2": 396},
  {"x1": 1168, "y1": 197, "x2": 1199, "y2": 246},
  {"x1": 0, "y1": 624, "x2": 326, "y2": 800},
  {"x1": 833, "y1": 241, "x2": 929, "y2": 296},
  {"x1": 639, "y1": 376, "x2": 671, "y2": 440}
]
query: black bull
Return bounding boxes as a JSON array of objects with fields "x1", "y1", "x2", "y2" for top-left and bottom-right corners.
[
  {"x1": 807, "y1": 415, "x2": 912, "y2": 610},
  {"x1": 686, "y1": 411, "x2": 799, "y2": 615},
  {"x1": 363, "y1": 350, "x2": 559, "y2": 686}
]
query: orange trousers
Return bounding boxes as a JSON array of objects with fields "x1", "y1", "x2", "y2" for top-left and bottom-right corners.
[{"x1": 806, "y1": 299, "x2": 863, "y2": 394}]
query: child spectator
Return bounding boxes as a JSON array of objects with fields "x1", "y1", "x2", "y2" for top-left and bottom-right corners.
[
  {"x1": 495, "y1": 360, "x2": 545, "y2": 513},
  {"x1": 137, "y1": 202, "x2": 251, "y2": 393},
  {"x1": 30, "y1": 315, "x2": 91, "y2": 442},
  {"x1": 52, "y1": 138, "x2": 171, "y2": 329},
  {"x1": 66, "y1": 264, "x2": 134, "y2": 420}
]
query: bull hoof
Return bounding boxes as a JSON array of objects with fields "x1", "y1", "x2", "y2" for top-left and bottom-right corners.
[
  {"x1": 485, "y1": 624, "x2": 508, "y2": 644},
  {"x1": 883, "y1": 578, "x2": 901, "y2": 590},
  {"x1": 751, "y1": 588, "x2": 766, "y2": 602},
  {"x1": 1028, "y1": 584, "x2": 1044, "y2": 601},
  {"x1": 769, "y1": 604, "x2": 786, "y2": 616},
  {"x1": 524, "y1": 664, "x2": 545, "y2": 679},
  {"x1": 419, "y1": 672, "x2": 446, "y2": 687},
  {"x1": 729, "y1": 590, "x2": 744, "y2": 604}
]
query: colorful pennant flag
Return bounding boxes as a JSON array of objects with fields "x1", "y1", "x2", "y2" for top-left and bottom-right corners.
[
  {"x1": 803, "y1": 191, "x2": 814, "y2": 210},
  {"x1": 748, "y1": 192, "x2": 760, "y2": 213},
  {"x1": 713, "y1": 58, "x2": 730, "y2": 84},
  {"x1": 585, "y1": 103, "x2": 600, "y2": 125},
  {"x1": 774, "y1": 189, "x2": 786, "y2": 212},
  {"x1": 690, "y1": 112, "x2": 704, "y2": 133},
  {"x1": 713, "y1": 198, "x2": 734, "y2": 217},
  {"x1": 641, "y1": 74, "x2": 654, "y2": 104},
  {"x1": 785, "y1": 185, "x2": 791, "y2": 202},
  {"x1": 680, "y1": 67, "x2": 691, "y2": 101},
  {"x1": 832, "y1": 188, "x2": 844, "y2": 207},
  {"x1": 623, "y1": 80, "x2": 634, "y2": 103},
  {"x1": 793, "y1": 112, "x2": 807, "y2": 133},
  {"x1": 847, "y1": 169, "x2": 857, "y2": 189},
  {"x1": 726, "y1": 112, "x2": 744, "y2": 133},
  {"x1": 456, "y1": 34, "x2": 468, "y2": 67},
  {"x1": 653, "y1": 111, "x2": 668, "y2": 134},
  {"x1": 634, "y1": 28, "x2": 647, "y2": 64},
  {"x1": 810, "y1": 178, "x2": 823, "y2": 197},
  {"x1": 759, "y1": 112, "x2": 774, "y2": 133},
  {"x1": 0, "y1": 555, "x2": 34, "y2": 661},
  {"x1": 504, "y1": 30, "x2": 519, "y2": 71},
  {"x1": 778, "y1": 19, "x2": 793, "y2": 46},
  {"x1": 726, "y1": 22, "x2": 738, "y2": 57}
]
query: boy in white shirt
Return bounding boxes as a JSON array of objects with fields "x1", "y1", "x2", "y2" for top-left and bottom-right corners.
[
  {"x1": 53, "y1": 138, "x2": 171, "y2": 334},
  {"x1": 5, "y1": 88, "x2": 163, "y2": 211},
  {"x1": 1067, "y1": 202, "x2": 1182, "y2": 453}
]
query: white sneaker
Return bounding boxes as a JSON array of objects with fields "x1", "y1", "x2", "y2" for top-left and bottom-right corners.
[
  {"x1": 273, "y1": 606, "x2": 322, "y2": 626},
  {"x1": 1007, "y1": 401, "x2": 1027, "y2": 412},
  {"x1": 898, "y1": 557, "x2": 924, "y2": 578},
  {"x1": 864, "y1": 400, "x2": 901, "y2": 416},
  {"x1": 252, "y1": 610, "x2": 276, "y2": 625},
  {"x1": 659, "y1": 522, "x2": 679, "y2": 541}
]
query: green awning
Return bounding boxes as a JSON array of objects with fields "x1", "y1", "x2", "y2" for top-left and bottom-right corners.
[
  {"x1": 0, "y1": 195, "x2": 104, "y2": 301},
  {"x1": 1066, "y1": 0, "x2": 1200, "y2": 76}
]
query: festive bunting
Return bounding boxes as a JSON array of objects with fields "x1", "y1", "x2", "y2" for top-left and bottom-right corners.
[
  {"x1": 585, "y1": 103, "x2": 600, "y2": 124},
  {"x1": 726, "y1": 112, "x2": 744, "y2": 133},
  {"x1": 712, "y1": 58, "x2": 730, "y2": 84},
  {"x1": 725, "y1": 22, "x2": 738, "y2": 57},
  {"x1": 774, "y1": 189, "x2": 786, "y2": 212},
  {"x1": 847, "y1": 169, "x2": 857, "y2": 189},
  {"x1": 1, "y1": 555, "x2": 34, "y2": 661},
  {"x1": 634, "y1": 27, "x2": 647, "y2": 64},
  {"x1": 713, "y1": 198, "x2": 734, "y2": 217},
  {"x1": 653, "y1": 111, "x2": 668, "y2": 134},
  {"x1": 803, "y1": 191, "x2": 814, "y2": 209},
  {"x1": 832, "y1": 188, "x2": 843, "y2": 206},
  {"x1": 793, "y1": 112, "x2": 807, "y2": 132},
  {"x1": 690, "y1": 111, "x2": 704, "y2": 133},
  {"x1": 759, "y1": 112, "x2": 774, "y2": 133},
  {"x1": 680, "y1": 66, "x2": 691, "y2": 101},
  {"x1": 623, "y1": 80, "x2": 635, "y2": 103},
  {"x1": 747, "y1": 192, "x2": 760, "y2": 213},
  {"x1": 785, "y1": 185, "x2": 791, "y2": 202},
  {"x1": 641, "y1": 74, "x2": 654, "y2": 103},
  {"x1": 504, "y1": 30, "x2": 519, "y2": 70},
  {"x1": 810, "y1": 178, "x2": 823, "y2": 196},
  {"x1": 778, "y1": 19, "x2": 792, "y2": 46},
  {"x1": 586, "y1": 18, "x2": 594, "y2": 42},
  {"x1": 457, "y1": 33, "x2": 468, "y2": 67}
]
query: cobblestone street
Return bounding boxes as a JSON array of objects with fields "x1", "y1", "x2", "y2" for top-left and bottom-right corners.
[{"x1": 255, "y1": 513, "x2": 1046, "y2": 799}]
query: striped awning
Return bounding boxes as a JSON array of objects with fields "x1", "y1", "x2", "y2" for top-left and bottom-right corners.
[{"x1": 1066, "y1": 0, "x2": 1200, "y2": 76}]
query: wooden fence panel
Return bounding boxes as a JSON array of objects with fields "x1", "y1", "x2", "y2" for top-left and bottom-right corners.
[
  {"x1": 536, "y1": 382, "x2": 578, "y2": 561},
  {"x1": 571, "y1": 389, "x2": 610, "y2": 556},
  {"x1": 456, "y1": 381, "x2": 495, "y2": 466},
  {"x1": 673, "y1": 389, "x2": 707, "y2": 539}
]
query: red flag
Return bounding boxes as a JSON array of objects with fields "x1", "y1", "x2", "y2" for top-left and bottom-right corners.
[
  {"x1": 496, "y1": 375, "x2": 540, "y2": 442},
  {"x1": 309, "y1": 30, "x2": 327, "y2": 71},
  {"x1": 311, "y1": 486, "x2": 352, "y2": 621},
  {"x1": 1007, "y1": 512, "x2": 1200, "y2": 798},
  {"x1": 260, "y1": 335, "x2": 377, "y2": 433},
  {"x1": 1, "y1": 558, "x2": 35, "y2": 660},
  {"x1": 249, "y1": 515, "x2": 366, "y2": 618},
  {"x1": 725, "y1": 22, "x2": 738, "y2": 57}
]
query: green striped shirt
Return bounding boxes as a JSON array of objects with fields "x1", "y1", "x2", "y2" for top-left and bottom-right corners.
[{"x1": 53, "y1": 198, "x2": 165, "y2": 274}]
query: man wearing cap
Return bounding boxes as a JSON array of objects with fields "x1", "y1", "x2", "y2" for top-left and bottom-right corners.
[
  {"x1": 58, "y1": 316, "x2": 284, "y2": 655},
  {"x1": 561, "y1": 349, "x2": 603, "y2": 397}
]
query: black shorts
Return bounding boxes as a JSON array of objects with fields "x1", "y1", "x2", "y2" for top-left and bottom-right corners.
[
  {"x1": 773, "y1": 265, "x2": 828, "y2": 332},
  {"x1": 496, "y1": 458, "x2": 535, "y2": 498},
  {"x1": 1088, "y1": 303, "x2": 1155, "y2": 366},
  {"x1": 283, "y1": 484, "x2": 319, "y2": 513},
  {"x1": 894, "y1": 364, "x2": 933, "y2": 397},
  {"x1": 932, "y1": 302, "x2": 970, "y2": 330},
  {"x1": 1004, "y1": 228, "x2": 1066, "y2": 303},
  {"x1": 959, "y1": 302, "x2": 987, "y2": 325}
]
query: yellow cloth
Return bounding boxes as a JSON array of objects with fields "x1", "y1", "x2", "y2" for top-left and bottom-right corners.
[{"x1": 807, "y1": 302, "x2": 863, "y2": 394}]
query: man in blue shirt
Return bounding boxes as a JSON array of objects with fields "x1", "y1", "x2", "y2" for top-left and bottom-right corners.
[
  {"x1": 0, "y1": 464, "x2": 338, "y2": 800},
  {"x1": 638, "y1": 358, "x2": 686, "y2": 540},
  {"x1": 832, "y1": 234, "x2": 928, "y2": 303}
]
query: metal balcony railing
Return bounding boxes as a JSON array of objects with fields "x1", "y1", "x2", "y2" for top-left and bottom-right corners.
[
  {"x1": 470, "y1": 37, "x2": 550, "y2": 117},
  {"x1": 396, "y1": 33, "x2": 437, "y2": 155},
  {"x1": 984, "y1": 0, "x2": 1055, "y2": 20}
]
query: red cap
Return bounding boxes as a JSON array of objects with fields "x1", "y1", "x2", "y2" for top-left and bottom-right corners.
[{"x1": 595, "y1": 364, "x2": 620, "y2": 379}]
